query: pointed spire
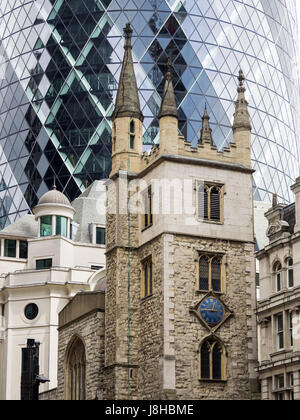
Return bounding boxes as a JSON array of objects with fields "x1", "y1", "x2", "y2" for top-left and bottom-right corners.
[
  {"x1": 158, "y1": 57, "x2": 178, "y2": 120},
  {"x1": 199, "y1": 104, "x2": 213, "y2": 144},
  {"x1": 112, "y1": 23, "x2": 143, "y2": 122},
  {"x1": 233, "y1": 69, "x2": 252, "y2": 132}
]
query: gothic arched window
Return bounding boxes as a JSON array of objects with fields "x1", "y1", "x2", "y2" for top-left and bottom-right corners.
[
  {"x1": 200, "y1": 337, "x2": 225, "y2": 381},
  {"x1": 211, "y1": 257, "x2": 221, "y2": 292},
  {"x1": 66, "y1": 337, "x2": 86, "y2": 400},
  {"x1": 199, "y1": 255, "x2": 209, "y2": 291},
  {"x1": 199, "y1": 255, "x2": 223, "y2": 292}
]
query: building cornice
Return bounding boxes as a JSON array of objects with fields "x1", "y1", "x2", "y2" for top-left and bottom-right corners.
[
  {"x1": 256, "y1": 231, "x2": 300, "y2": 260},
  {"x1": 257, "y1": 286, "x2": 300, "y2": 314},
  {"x1": 105, "y1": 230, "x2": 254, "y2": 255},
  {"x1": 109, "y1": 154, "x2": 255, "y2": 182}
]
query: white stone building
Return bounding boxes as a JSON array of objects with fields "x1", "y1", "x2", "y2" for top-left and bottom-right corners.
[
  {"x1": 256, "y1": 178, "x2": 300, "y2": 400},
  {"x1": 0, "y1": 180, "x2": 106, "y2": 400}
]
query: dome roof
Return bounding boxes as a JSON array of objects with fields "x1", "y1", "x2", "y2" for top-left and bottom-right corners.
[{"x1": 38, "y1": 187, "x2": 71, "y2": 207}]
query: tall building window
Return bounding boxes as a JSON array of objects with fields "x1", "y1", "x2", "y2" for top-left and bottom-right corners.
[
  {"x1": 113, "y1": 122, "x2": 116, "y2": 152},
  {"x1": 288, "y1": 373, "x2": 294, "y2": 400},
  {"x1": 130, "y1": 120, "x2": 135, "y2": 149},
  {"x1": 274, "y1": 262, "x2": 282, "y2": 292},
  {"x1": 36, "y1": 259, "x2": 53, "y2": 270},
  {"x1": 287, "y1": 258, "x2": 294, "y2": 289},
  {"x1": 19, "y1": 240, "x2": 28, "y2": 259},
  {"x1": 141, "y1": 258, "x2": 152, "y2": 299},
  {"x1": 276, "y1": 313, "x2": 284, "y2": 350},
  {"x1": 56, "y1": 216, "x2": 68, "y2": 237},
  {"x1": 273, "y1": 374, "x2": 286, "y2": 400},
  {"x1": 4, "y1": 239, "x2": 16, "y2": 258},
  {"x1": 289, "y1": 313, "x2": 293, "y2": 348},
  {"x1": 40, "y1": 215, "x2": 52, "y2": 237},
  {"x1": 96, "y1": 227, "x2": 106, "y2": 245},
  {"x1": 142, "y1": 186, "x2": 153, "y2": 230},
  {"x1": 200, "y1": 337, "x2": 225, "y2": 381},
  {"x1": 198, "y1": 183, "x2": 223, "y2": 222},
  {"x1": 66, "y1": 337, "x2": 86, "y2": 401},
  {"x1": 199, "y1": 255, "x2": 223, "y2": 292}
]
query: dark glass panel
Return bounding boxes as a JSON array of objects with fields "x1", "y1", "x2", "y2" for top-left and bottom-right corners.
[
  {"x1": 200, "y1": 342, "x2": 210, "y2": 379},
  {"x1": 212, "y1": 343, "x2": 222, "y2": 380}
]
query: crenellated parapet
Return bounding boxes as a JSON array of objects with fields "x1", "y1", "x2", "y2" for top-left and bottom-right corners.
[
  {"x1": 111, "y1": 27, "x2": 252, "y2": 175},
  {"x1": 138, "y1": 67, "x2": 252, "y2": 172}
]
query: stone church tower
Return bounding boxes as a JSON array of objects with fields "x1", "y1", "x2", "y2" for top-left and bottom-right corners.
[{"x1": 104, "y1": 23, "x2": 257, "y2": 400}]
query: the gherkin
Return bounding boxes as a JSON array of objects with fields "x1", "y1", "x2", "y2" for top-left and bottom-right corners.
[{"x1": 0, "y1": 0, "x2": 299, "y2": 228}]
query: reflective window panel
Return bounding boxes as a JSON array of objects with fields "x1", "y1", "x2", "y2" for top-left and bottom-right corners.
[{"x1": 0, "y1": 0, "x2": 299, "y2": 228}]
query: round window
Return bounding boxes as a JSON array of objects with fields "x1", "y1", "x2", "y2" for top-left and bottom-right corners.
[{"x1": 24, "y1": 303, "x2": 39, "y2": 320}]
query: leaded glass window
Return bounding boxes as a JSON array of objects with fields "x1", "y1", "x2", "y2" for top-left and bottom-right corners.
[
  {"x1": 199, "y1": 255, "x2": 223, "y2": 292},
  {"x1": 200, "y1": 337, "x2": 225, "y2": 381}
]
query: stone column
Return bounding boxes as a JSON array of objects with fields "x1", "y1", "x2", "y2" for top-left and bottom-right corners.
[
  {"x1": 293, "y1": 370, "x2": 300, "y2": 400},
  {"x1": 261, "y1": 378, "x2": 269, "y2": 400}
]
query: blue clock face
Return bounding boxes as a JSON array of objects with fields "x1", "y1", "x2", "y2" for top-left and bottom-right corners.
[{"x1": 199, "y1": 297, "x2": 225, "y2": 328}]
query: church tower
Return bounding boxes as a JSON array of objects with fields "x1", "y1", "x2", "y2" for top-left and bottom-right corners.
[
  {"x1": 105, "y1": 25, "x2": 257, "y2": 399},
  {"x1": 111, "y1": 22, "x2": 143, "y2": 177}
]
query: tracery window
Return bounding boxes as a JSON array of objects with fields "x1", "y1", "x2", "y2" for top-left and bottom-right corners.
[
  {"x1": 66, "y1": 337, "x2": 86, "y2": 400},
  {"x1": 200, "y1": 337, "x2": 225, "y2": 381},
  {"x1": 199, "y1": 255, "x2": 223, "y2": 292}
]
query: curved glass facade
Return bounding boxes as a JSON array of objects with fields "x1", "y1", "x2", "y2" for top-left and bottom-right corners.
[{"x1": 0, "y1": 0, "x2": 299, "y2": 227}]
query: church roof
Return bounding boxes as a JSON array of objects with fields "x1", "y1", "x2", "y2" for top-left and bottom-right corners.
[
  {"x1": 0, "y1": 214, "x2": 38, "y2": 238},
  {"x1": 38, "y1": 186, "x2": 71, "y2": 207}
]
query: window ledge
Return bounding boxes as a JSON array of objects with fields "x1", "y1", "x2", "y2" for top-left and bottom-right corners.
[
  {"x1": 140, "y1": 294, "x2": 154, "y2": 303},
  {"x1": 199, "y1": 379, "x2": 227, "y2": 383},
  {"x1": 0, "y1": 256, "x2": 27, "y2": 262},
  {"x1": 141, "y1": 224, "x2": 153, "y2": 233},
  {"x1": 196, "y1": 290, "x2": 223, "y2": 295},
  {"x1": 197, "y1": 218, "x2": 223, "y2": 225}
]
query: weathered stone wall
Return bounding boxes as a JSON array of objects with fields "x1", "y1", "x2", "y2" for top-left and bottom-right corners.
[
  {"x1": 104, "y1": 233, "x2": 166, "y2": 400},
  {"x1": 170, "y1": 234, "x2": 255, "y2": 400},
  {"x1": 56, "y1": 310, "x2": 105, "y2": 400},
  {"x1": 135, "y1": 237, "x2": 165, "y2": 399},
  {"x1": 105, "y1": 208, "x2": 256, "y2": 400}
]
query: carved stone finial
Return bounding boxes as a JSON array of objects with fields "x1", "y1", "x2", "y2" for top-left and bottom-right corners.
[
  {"x1": 158, "y1": 57, "x2": 178, "y2": 120},
  {"x1": 199, "y1": 105, "x2": 213, "y2": 145},
  {"x1": 272, "y1": 193, "x2": 278, "y2": 208},
  {"x1": 233, "y1": 68, "x2": 252, "y2": 132},
  {"x1": 238, "y1": 69, "x2": 245, "y2": 88},
  {"x1": 124, "y1": 22, "x2": 133, "y2": 45}
]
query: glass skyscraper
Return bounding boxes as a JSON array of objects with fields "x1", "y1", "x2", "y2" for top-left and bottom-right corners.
[{"x1": 0, "y1": 0, "x2": 299, "y2": 228}]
